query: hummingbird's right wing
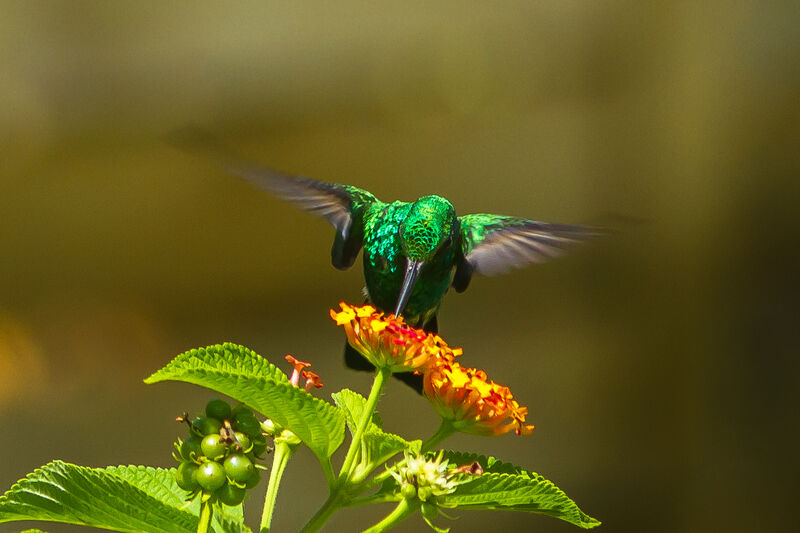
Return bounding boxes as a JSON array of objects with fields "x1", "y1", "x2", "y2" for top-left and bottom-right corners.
[
  {"x1": 454, "y1": 214, "x2": 604, "y2": 291},
  {"x1": 171, "y1": 129, "x2": 379, "y2": 269}
]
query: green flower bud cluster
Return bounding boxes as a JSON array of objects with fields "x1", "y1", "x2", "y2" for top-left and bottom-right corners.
[
  {"x1": 173, "y1": 398, "x2": 268, "y2": 506},
  {"x1": 390, "y1": 451, "x2": 458, "y2": 506}
]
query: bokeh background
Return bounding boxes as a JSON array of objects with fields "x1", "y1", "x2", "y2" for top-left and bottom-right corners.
[{"x1": 1, "y1": 1, "x2": 798, "y2": 532}]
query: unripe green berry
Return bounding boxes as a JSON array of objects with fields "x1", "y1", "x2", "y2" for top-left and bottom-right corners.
[
  {"x1": 233, "y1": 432, "x2": 251, "y2": 453},
  {"x1": 196, "y1": 461, "x2": 226, "y2": 491},
  {"x1": 201, "y1": 434, "x2": 228, "y2": 460},
  {"x1": 251, "y1": 436, "x2": 268, "y2": 457},
  {"x1": 224, "y1": 454, "x2": 255, "y2": 483},
  {"x1": 217, "y1": 482, "x2": 246, "y2": 506},
  {"x1": 192, "y1": 416, "x2": 223, "y2": 437},
  {"x1": 245, "y1": 468, "x2": 261, "y2": 489},
  {"x1": 233, "y1": 417, "x2": 261, "y2": 438},
  {"x1": 205, "y1": 398, "x2": 231, "y2": 421},
  {"x1": 231, "y1": 404, "x2": 254, "y2": 418},
  {"x1": 175, "y1": 462, "x2": 199, "y2": 491},
  {"x1": 180, "y1": 436, "x2": 203, "y2": 462}
]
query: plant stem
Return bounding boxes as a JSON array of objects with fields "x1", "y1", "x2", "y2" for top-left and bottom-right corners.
[
  {"x1": 344, "y1": 494, "x2": 400, "y2": 507},
  {"x1": 196, "y1": 498, "x2": 213, "y2": 533},
  {"x1": 260, "y1": 438, "x2": 294, "y2": 533},
  {"x1": 339, "y1": 367, "x2": 391, "y2": 480},
  {"x1": 299, "y1": 368, "x2": 391, "y2": 532},
  {"x1": 361, "y1": 499, "x2": 418, "y2": 533},
  {"x1": 298, "y1": 491, "x2": 343, "y2": 533},
  {"x1": 362, "y1": 464, "x2": 399, "y2": 490},
  {"x1": 421, "y1": 419, "x2": 456, "y2": 452}
]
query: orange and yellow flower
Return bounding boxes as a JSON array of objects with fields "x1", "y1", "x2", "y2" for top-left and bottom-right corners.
[
  {"x1": 423, "y1": 361, "x2": 535, "y2": 436},
  {"x1": 330, "y1": 302, "x2": 461, "y2": 373}
]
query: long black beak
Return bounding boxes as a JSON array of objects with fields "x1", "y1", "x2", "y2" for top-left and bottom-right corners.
[{"x1": 394, "y1": 259, "x2": 425, "y2": 317}]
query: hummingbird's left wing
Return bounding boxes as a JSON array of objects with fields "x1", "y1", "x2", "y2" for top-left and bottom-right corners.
[
  {"x1": 453, "y1": 214, "x2": 603, "y2": 292},
  {"x1": 237, "y1": 170, "x2": 379, "y2": 270},
  {"x1": 171, "y1": 129, "x2": 379, "y2": 269}
]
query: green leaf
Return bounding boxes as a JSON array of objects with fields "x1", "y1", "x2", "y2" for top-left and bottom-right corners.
[
  {"x1": 373, "y1": 451, "x2": 599, "y2": 529},
  {"x1": 145, "y1": 344, "x2": 346, "y2": 469},
  {"x1": 444, "y1": 471, "x2": 600, "y2": 529},
  {"x1": 0, "y1": 460, "x2": 244, "y2": 533},
  {"x1": 104, "y1": 465, "x2": 247, "y2": 533},
  {"x1": 332, "y1": 389, "x2": 382, "y2": 433},
  {"x1": 361, "y1": 433, "x2": 421, "y2": 471},
  {"x1": 437, "y1": 451, "x2": 528, "y2": 476},
  {"x1": 146, "y1": 343, "x2": 291, "y2": 386}
]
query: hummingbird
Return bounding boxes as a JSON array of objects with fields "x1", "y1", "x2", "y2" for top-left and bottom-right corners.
[{"x1": 175, "y1": 132, "x2": 602, "y2": 389}]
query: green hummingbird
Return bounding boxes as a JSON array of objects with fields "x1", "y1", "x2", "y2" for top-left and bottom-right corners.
[{"x1": 176, "y1": 132, "x2": 602, "y2": 388}]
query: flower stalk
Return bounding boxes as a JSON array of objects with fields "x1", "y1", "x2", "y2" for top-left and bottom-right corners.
[
  {"x1": 421, "y1": 419, "x2": 456, "y2": 452},
  {"x1": 298, "y1": 491, "x2": 345, "y2": 533},
  {"x1": 362, "y1": 499, "x2": 419, "y2": 533},
  {"x1": 339, "y1": 366, "x2": 391, "y2": 481},
  {"x1": 300, "y1": 366, "x2": 392, "y2": 532},
  {"x1": 260, "y1": 437, "x2": 294, "y2": 533},
  {"x1": 196, "y1": 498, "x2": 213, "y2": 533}
]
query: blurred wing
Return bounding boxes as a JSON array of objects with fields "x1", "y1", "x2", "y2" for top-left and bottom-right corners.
[
  {"x1": 459, "y1": 214, "x2": 604, "y2": 277},
  {"x1": 169, "y1": 128, "x2": 379, "y2": 239},
  {"x1": 232, "y1": 168, "x2": 377, "y2": 240}
]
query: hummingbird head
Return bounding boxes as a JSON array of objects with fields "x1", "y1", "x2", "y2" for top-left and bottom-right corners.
[
  {"x1": 399, "y1": 195, "x2": 456, "y2": 262},
  {"x1": 394, "y1": 196, "x2": 456, "y2": 317}
]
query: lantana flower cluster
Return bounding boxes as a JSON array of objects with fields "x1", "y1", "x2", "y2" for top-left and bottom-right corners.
[
  {"x1": 389, "y1": 451, "x2": 460, "y2": 502},
  {"x1": 331, "y1": 302, "x2": 534, "y2": 437}
]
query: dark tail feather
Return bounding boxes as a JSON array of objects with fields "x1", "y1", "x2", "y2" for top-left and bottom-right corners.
[{"x1": 342, "y1": 313, "x2": 438, "y2": 394}]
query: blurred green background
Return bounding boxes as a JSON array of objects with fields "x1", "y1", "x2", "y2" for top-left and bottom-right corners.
[{"x1": 1, "y1": 1, "x2": 798, "y2": 532}]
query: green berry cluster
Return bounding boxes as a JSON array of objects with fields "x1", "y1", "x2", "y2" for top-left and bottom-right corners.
[{"x1": 173, "y1": 398, "x2": 267, "y2": 506}]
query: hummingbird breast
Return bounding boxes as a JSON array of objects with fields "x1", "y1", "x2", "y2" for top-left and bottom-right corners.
[{"x1": 361, "y1": 202, "x2": 456, "y2": 326}]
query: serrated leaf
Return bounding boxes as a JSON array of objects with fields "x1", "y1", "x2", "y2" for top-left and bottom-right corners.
[
  {"x1": 104, "y1": 465, "x2": 247, "y2": 533},
  {"x1": 146, "y1": 343, "x2": 290, "y2": 386},
  {"x1": 438, "y1": 451, "x2": 528, "y2": 476},
  {"x1": 444, "y1": 471, "x2": 600, "y2": 529},
  {"x1": 362, "y1": 433, "x2": 421, "y2": 470},
  {"x1": 146, "y1": 344, "x2": 345, "y2": 469},
  {"x1": 0, "y1": 461, "x2": 241, "y2": 533},
  {"x1": 332, "y1": 389, "x2": 382, "y2": 434}
]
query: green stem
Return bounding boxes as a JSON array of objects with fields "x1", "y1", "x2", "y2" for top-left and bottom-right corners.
[
  {"x1": 339, "y1": 367, "x2": 391, "y2": 480},
  {"x1": 260, "y1": 439, "x2": 294, "y2": 533},
  {"x1": 298, "y1": 491, "x2": 344, "y2": 533},
  {"x1": 299, "y1": 368, "x2": 391, "y2": 532},
  {"x1": 363, "y1": 465, "x2": 399, "y2": 490},
  {"x1": 361, "y1": 499, "x2": 418, "y2": 533},
  {"x1": 196, "y1": 497, "x2": 213, "y2": 533},
  {"x1": 421, "y1": 419, "x2": 456, "y2": 452},
  {"x1": 345, "y1": 494, "x2": 400, "y2": 507}
]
